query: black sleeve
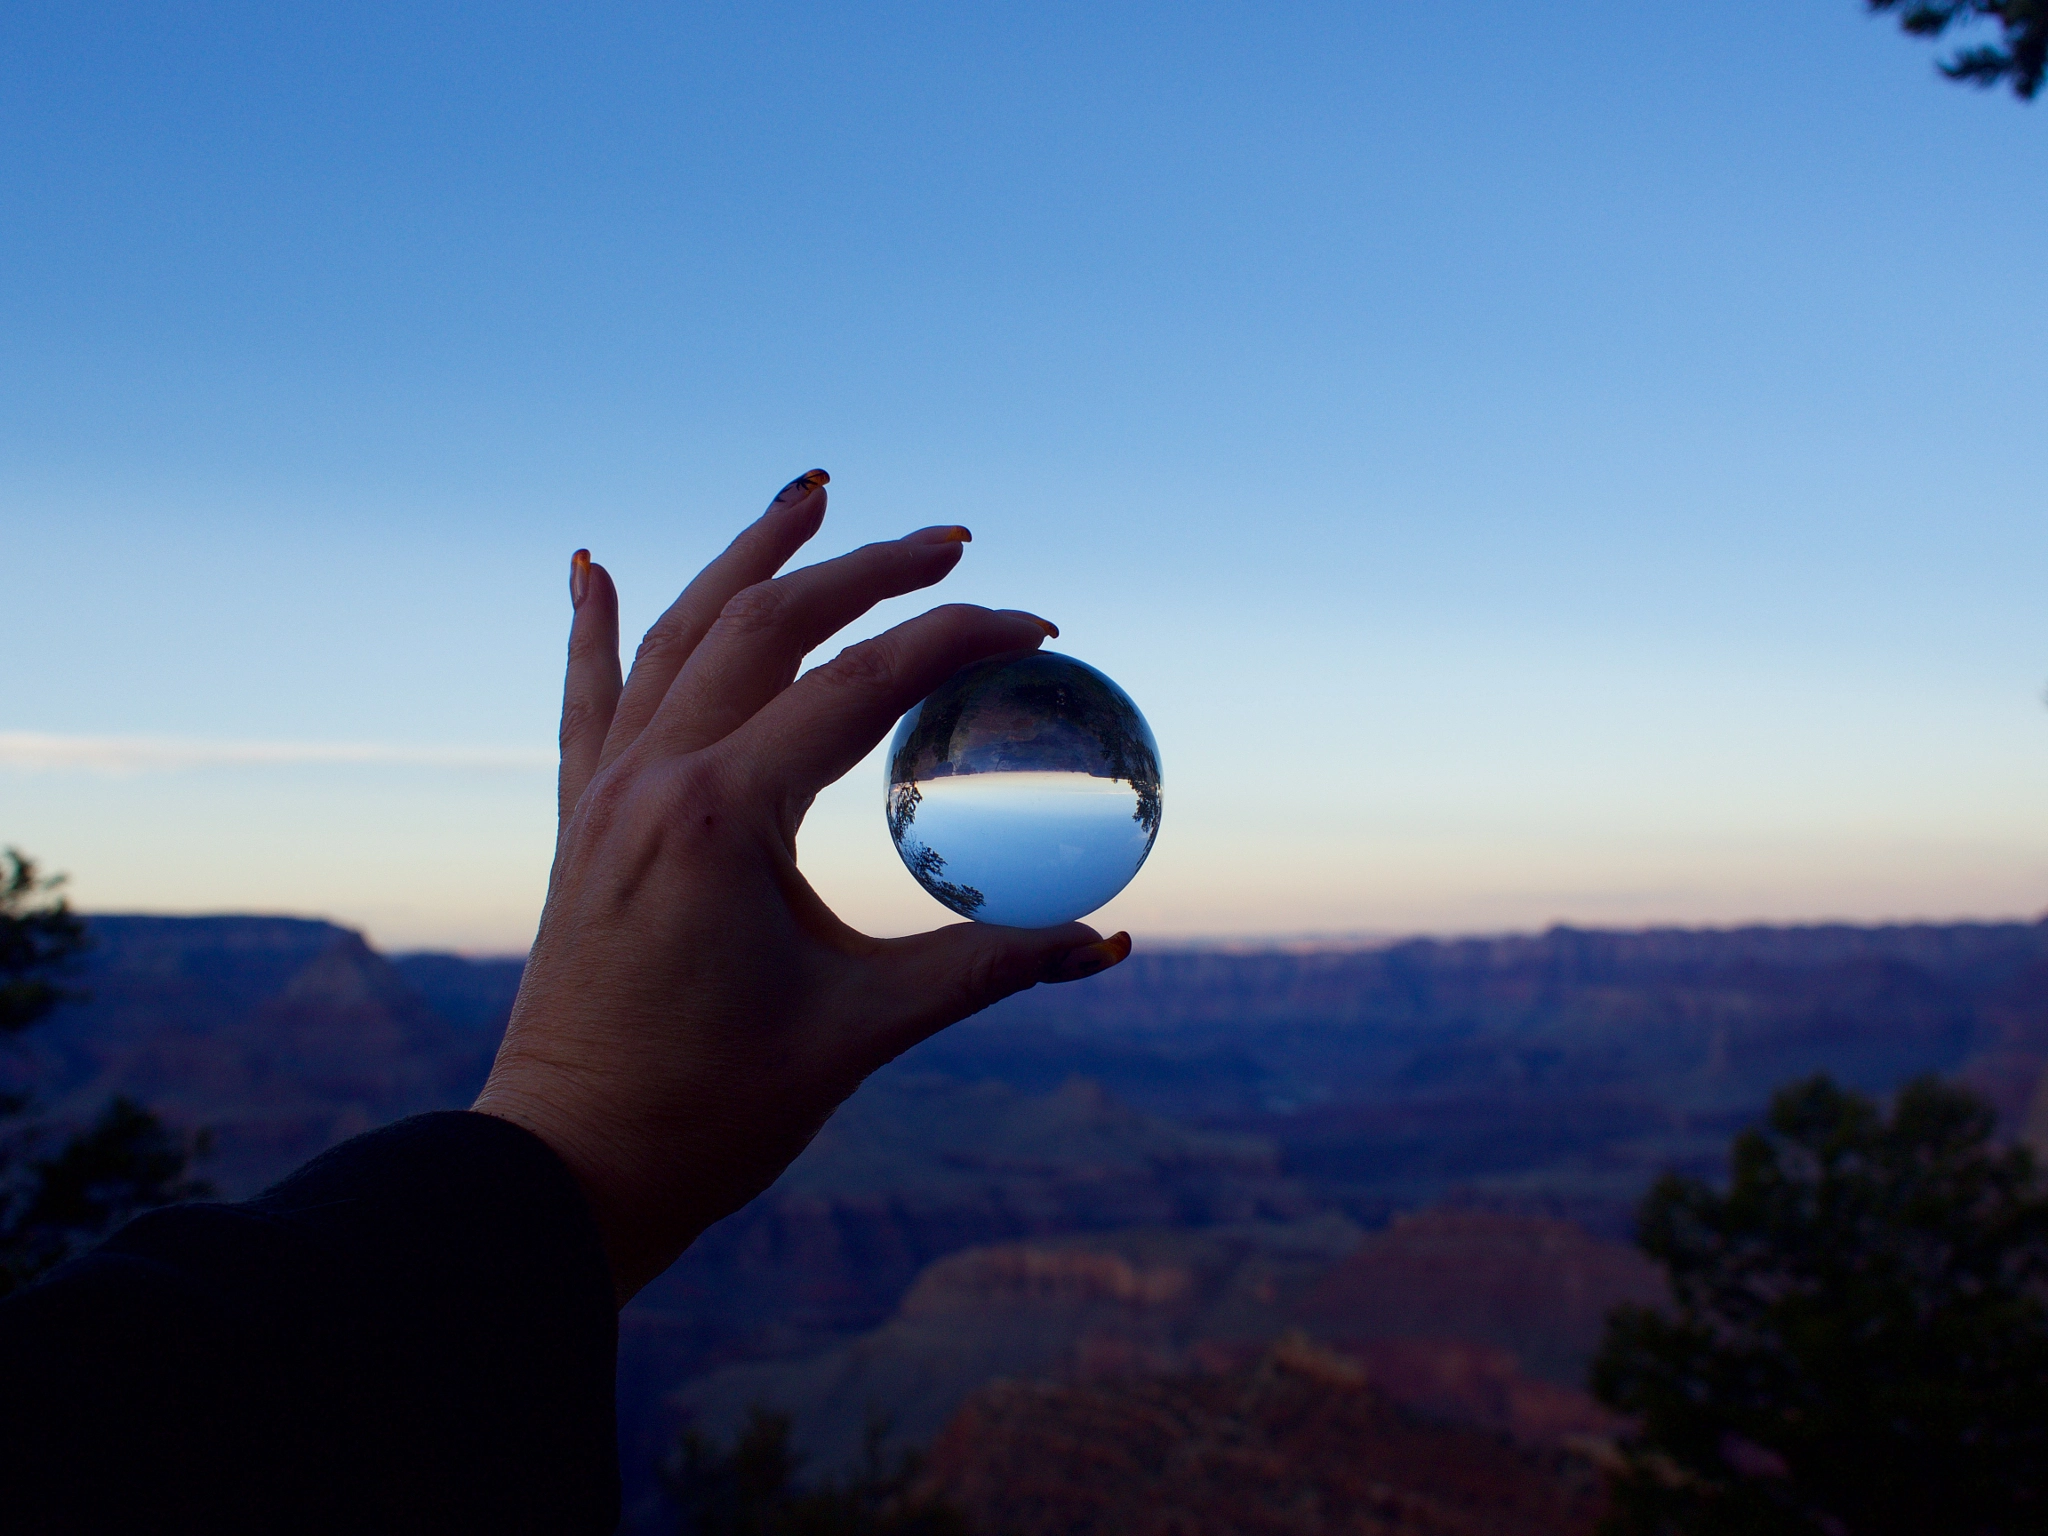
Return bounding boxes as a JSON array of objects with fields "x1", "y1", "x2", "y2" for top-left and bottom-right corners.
[{"x1": 0, "y1": 1110, "x2": 619, "y2": 1536}]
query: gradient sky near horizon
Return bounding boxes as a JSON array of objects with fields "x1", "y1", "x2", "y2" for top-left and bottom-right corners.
[{"x1": 5, "y1": 2, "x2": 2046, "y2": 953}]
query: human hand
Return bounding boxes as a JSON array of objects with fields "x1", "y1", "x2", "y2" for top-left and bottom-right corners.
[{"x1": 473, "y1": 471, "x2": 1132, "y2": 1302}]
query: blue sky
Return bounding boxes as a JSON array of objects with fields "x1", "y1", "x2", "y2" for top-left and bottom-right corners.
[{"x1": 5, "y1": 2, "x2": 2045, "y2": 950}]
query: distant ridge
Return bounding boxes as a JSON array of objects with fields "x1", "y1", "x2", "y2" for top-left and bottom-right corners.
[
  {"x1": 14, "y1": 914, "x2": 514, "y2": 1197},
  {"x1": 1140, "y1": 913, "x2": 2048, "y2": 954},
  {"x1": 1141, "y1": 914, "x2": 2047, "y2": 952}
]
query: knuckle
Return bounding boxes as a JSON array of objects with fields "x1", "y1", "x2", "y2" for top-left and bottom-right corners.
[
  {"x1": 954, "y1": 943, "x2": 1020, "y2": 1013},
  {"x1": 568, "y1": 760, "x2": 634, "y2": 839},
  {"x1": 713, "y1": 581, "x2": 789, "y2": 638},
  {"x1": 859, "y1": 537, "x2": 918, "y2": 567},
  {"x1": 648, "y1": 755, "x2": 732, "y2": 828},
  {"x1": 927, "y1": 602, "x2": 987, "y2": 636},
  {"x1": 821, "y1": 637, "x2": 897, "y2": 693},
  {"x1": 632, "y1": 623, "x2": 689, "y2": 669},
  {"x1": 567, "y1": 621, "x2": 612, "y2": 662},
  {"x1": 557, "y1": 695, "x2": 605, "y2": 750}
]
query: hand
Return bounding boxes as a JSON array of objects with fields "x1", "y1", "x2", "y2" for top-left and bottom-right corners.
[{"x1": 473, "y1": 471, "x2": 1132, "y2": 1302}]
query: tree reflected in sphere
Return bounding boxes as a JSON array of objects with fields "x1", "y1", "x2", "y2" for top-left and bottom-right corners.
[{"x1": 885, "y1": 652, "x2": 1162, "y2": 927}]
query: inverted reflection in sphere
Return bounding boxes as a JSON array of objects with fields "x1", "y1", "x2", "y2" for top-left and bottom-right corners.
[{"x1": 885, "y1": 651, "x2": 1163, "y2": 927}]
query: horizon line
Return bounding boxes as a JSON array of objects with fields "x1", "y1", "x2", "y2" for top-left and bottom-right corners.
[
  {"x1": 0, "y1": 731, "x2": 555, "y2": 775},
  {"x1": 68, "y1": 907, "x2": 2048, "y2": 963}
]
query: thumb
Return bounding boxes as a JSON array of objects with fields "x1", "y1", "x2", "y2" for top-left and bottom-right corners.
[{"x1": 857, "y1": 922, "x2": 1133, "y2": 1062}]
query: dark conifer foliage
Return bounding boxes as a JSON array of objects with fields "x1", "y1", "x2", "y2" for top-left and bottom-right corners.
[
  {"x1": 0, "y1": 1096, "x2": 212, "y2": 1292},
  {"x1": 665, "y1": 1409, "x2": 967, "y2": 1536},
  {"x1": 0, "y1": 849, "x2": 209, "y2": 1294},
  {"x1": 1593, "y1": 1074, "x2": 2048, "y2": 1535},
  {"x1": 0, "y1": 850, "x2": 89, "y2": 1038},
  {"x1": 1868, "y1": 0, "x2": 2048, "y2": 98}
]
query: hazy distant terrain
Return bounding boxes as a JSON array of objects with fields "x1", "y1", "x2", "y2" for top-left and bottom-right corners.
[
  {"x1": 21, "y1": 913, "x2": 2048, "y2": 1531},
  {"x1": 6, "y1": 916, "x2": 512, "y2": 1195},
  {"x1": 920, "y1": 924, "x2": 2048, "y2": 1229},
  {"x1": 37, "y1": 915, "x2": 2048, "y2": 1215}
]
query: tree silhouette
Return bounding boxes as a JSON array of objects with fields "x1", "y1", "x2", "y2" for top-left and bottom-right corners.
[
  {"x1": 899, "y1": 845, "x2": 984, "y2": 917},
  {"x1": 664, "y1": 1407, "x2": 968, "y2": 1536},
  {"x1": 887, "y1": 782, "x2": 922, "y2": 842},
  {"x1": 1868, "y1": 1, "x2": 2048, "y2": 99},
  {"x1": 1592, "y1": 1073, "x2": 2048, "y2": 1534},
  {"x1": 0, "y1": 849, "x2": 209, "y2": 1294},
  {"x1": 0, "y1": 849, "x2": 89, "y2": 1039}
]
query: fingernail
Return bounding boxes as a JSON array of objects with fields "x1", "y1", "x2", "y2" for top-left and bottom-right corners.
[
  {"x1": 906, "y1": 525, "x2": 972, "y2": 545},
  {"x1": 1044, "y1": 931, "x2": 1131, "y2": 984},
  {"x1": 774, "y1": 468, "x2": 830, "y2": 504},
  {"x1": 1021, "y1": 613, "x2": 1059, "y2": 639},
  {"x1": 570, "y1": 549, "x2": 591, "y2": 610}
]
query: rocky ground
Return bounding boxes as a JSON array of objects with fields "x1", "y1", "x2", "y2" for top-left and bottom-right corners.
[{"x1": 919, "y1": 1334, "x2": 1608, "y2": 1536}]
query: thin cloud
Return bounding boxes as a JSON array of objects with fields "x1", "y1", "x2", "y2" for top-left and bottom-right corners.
[{"x1": 0, "y1": 731, "x2": 554, "y2": 776}]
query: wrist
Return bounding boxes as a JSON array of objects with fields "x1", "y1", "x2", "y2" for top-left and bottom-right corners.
[{"x1": 472, "y1": 1073, "x2": 662, "y2": 1305}]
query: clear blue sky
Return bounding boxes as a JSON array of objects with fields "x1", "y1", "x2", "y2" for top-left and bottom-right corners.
[{"x1": 5, "y1": 2, "x2": 2045, "y2": 950}]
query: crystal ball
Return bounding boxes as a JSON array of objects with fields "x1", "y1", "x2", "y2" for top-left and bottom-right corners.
[{"x1": 885, "y1": 651, "x2": 1163, "y2": 927}]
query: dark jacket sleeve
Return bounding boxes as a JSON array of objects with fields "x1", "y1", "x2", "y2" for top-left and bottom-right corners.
[{"x1": 0, "y1": 1110, "x2": 619, "y2": 1535}]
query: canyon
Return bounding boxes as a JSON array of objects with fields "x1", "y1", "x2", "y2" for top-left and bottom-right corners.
[{"x1": 20, "y1": 912, "x2": 2048, "y2": 1530}]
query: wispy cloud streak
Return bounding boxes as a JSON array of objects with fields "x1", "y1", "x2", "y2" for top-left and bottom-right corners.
[{"x1": 0, "y1": 732, "x2": 554, "y2": 775}]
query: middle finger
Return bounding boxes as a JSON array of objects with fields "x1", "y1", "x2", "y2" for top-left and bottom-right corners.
[{"x1": 642, "y1": 525, "x2": 974, "y2": 757}]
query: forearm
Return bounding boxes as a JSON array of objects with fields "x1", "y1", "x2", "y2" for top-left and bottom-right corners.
[{"x1": 0, "y1": 1111, "x2": 618, "y2": 1536}]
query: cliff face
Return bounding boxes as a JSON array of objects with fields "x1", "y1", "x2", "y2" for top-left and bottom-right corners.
[
  {"x1": 620, "y1": 1077, "x2": 1320, "y2": 1492},
  {"x1": 918, "y1": 1336, "x2": 1607, "y2": 1536},
  {"x1": 667, "y1": 1207, "x2": 1657, "y2": 1481},
  {"x1": 664, "y1": 1217, "x2": 1360, "y2": 1473},
  {"x1": 14, "y1": 915, "x2": 510, "y2": 1195},
  {"x1": 1293, "y1": 1210, "x2": 1664, "y2": 1387}
]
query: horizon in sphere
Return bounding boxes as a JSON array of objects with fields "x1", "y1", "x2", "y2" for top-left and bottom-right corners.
[{"x1": 885, "y1": 651, "x2": 1163, "y2": 927}]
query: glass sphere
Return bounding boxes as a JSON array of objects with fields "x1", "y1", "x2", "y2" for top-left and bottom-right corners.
[{"x1": 885, "y1": 651, "x2": 1163, "y2": 927}]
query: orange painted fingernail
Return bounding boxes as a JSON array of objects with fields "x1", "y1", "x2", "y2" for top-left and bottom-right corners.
[
  {"x1": 907, "y1": 525, "x2": 973, "y2": 545},
  {"x1": 774, "y1": 468, "x2": 830, "y2": 504},
  {"x1": 1045, "y1": 931, "x2": 1132, "y2": 984},
  {"x1": 1024, "y1": 614, "x2": 1059, "y2": 638},
  {"x1": 570, "y1": 549, "x2": 591, "y2": 610}
]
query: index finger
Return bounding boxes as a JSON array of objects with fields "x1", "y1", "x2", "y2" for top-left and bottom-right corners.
[
  {"x1": 599, "y1": 470, "x2": 830, "y2": 772},
  {"x1": 725, "y1": 603, "x2": 1058, "y2": 813}
]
